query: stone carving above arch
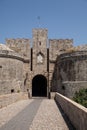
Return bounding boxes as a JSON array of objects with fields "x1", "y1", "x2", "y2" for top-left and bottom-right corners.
[{"x1": 37, "y1": 52, "x2": 44, "y2": 64}]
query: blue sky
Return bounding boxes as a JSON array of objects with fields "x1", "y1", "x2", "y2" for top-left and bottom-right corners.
[{"x1": 0, "y1": 0, "x2": 87, "y2": 46}]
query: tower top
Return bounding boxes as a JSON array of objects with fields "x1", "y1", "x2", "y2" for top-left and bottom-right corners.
[{"x1": 32, "y1": 28, "x2": 48, "y2": 31}]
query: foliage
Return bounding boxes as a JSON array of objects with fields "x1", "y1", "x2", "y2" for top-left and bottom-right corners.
[{"x1": 73, "y1": 88, "x2": 87, "y2": 108}]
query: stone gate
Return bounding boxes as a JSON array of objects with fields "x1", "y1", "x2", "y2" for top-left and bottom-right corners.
[{"x1": 1, "y1": 28, "x2": 87, "y2": 98}]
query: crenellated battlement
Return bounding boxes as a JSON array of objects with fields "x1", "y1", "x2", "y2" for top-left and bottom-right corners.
[
  {"x1": 6, "y1": 38, "x2": 31, "y2": 58},
  {"x1": 49, "y1": 39, "x2": 73, "y2": 61}
]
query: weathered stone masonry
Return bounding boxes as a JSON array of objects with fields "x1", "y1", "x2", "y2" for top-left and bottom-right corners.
[
  {"x1": 0, "y1": 28, "x2": 87, "y2": 100},
  {"x1": 56, "y1": 51, "x2": 87, "y2": 98}
]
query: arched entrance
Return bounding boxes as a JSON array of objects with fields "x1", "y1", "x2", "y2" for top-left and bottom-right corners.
[{"x1": 32, "y1": 75, "x2": 47, "y2": 97}]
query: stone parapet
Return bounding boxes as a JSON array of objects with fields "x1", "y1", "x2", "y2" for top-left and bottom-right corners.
[
  {"x1": 0, "y1": 50, "x2": 29, "y2": 63},
  {"x1": 59, "y1": 51, "x2": 87, "y2": 61},
  {"x1": 0, "y1": 92, "x2": 29, "y2": 108},
  {"x1": 55, "y1": 92, "x2": 87, "y2": 130},
  {"x1": 49, "y1": 39, "x2": 73, "y2": 61},
  {"x1": 6, "y1": 38, "x2": 31, "y2": 58}
]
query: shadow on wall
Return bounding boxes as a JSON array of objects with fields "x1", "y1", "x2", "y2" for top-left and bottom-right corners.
[
  {"x1": 50, "y1": 57, "x2": 64, "y2": 94},
  {"x1": 55, "y1": 99, "x2": 76, "y2": 130}
]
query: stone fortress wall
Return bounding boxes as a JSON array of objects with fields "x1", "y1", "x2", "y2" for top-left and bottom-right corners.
[
  {"x1": 0, "y1": 28, "x2": 87, "y2": 101},
  {"x1": 49, "y1": 39, "x2": 73, "y2": 92},
  {"x1": 6, "y1": 38, "x2": 31, "y2": 58},
  {"x1": 6, "y1": 39, "x2": 31, "y2": 92},
  {"x1": 54, "y1": 51, "x2": 87, "y2": 98},
  {"x1": 49, "y1": 39, "x2": 73, "y2": 61},
  {"x1": 0, "y1": 49, "x2": 28, "y2": 95},
  {"x1": 0, "y1": 43, "x2": 30, "y2": 107},
  {"x1": 5, "y1": 29, "x2": 74, "y2": 98}
]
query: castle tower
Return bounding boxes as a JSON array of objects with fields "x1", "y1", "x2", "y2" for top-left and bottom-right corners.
[{"x1": 31, "y1": 29, "x2": 49, "y2": 97}]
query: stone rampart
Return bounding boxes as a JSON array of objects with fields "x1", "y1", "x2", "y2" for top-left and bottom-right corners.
[
  {"x1": 49, "y1": 39, "x2": 73, "y2": 93},
  {"x1": 0, "y1": 50, "x2": 29, "y2": 63},
  {"x1": 6, "y1": 38, "x2": 31, "y2": 59},
  {"x1": 56, "y1": 51, "x2": 87, "y2": 98},
  {"x1": 55, "y1": 92, "x2": 87, "y2": 130},
  {"x1": 59, "y1": 51, "x2": 87, "y2": 61},
  {"x1": 0, "y1": 51, "x2": 24, "y2": 95},
  {"x1": 49, "y1": 39, "x2": 73, "y2": 61}
]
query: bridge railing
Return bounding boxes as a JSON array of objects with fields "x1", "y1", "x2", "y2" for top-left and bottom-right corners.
[{"x1": 55, "y1": 92, "x2": 87, "y2": 130}]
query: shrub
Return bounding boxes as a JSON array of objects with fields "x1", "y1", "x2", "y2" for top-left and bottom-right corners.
[{"x1": 73, "y1": 88, "x2": 87, "y2": 108}]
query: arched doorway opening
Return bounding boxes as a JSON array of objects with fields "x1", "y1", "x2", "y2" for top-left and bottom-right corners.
[{"x1": 32, "y1": 75, "x2": 47, "y2": 97}]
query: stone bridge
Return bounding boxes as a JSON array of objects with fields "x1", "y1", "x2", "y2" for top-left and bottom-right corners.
[{"x1": 0, "y1": 93, "x2": 87, "y2": 130}]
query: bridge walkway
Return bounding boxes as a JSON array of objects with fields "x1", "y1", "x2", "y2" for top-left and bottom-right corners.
[{"x1": 0, "y1": 99, "x2": 75, "y2": 130}]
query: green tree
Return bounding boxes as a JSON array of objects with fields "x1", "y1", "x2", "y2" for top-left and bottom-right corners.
[{"x1": 73, "y1": 88, "x2": 87, "y2": 108}]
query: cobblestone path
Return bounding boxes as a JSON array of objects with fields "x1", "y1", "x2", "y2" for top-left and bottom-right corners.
[{"x1": 0, "y1": 99, "x2": 74, "y2": 130}]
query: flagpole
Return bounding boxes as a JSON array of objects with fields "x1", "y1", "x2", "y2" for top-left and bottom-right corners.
[{"x1": 37, "y1": 16, "x2": 40, "y2": 28}]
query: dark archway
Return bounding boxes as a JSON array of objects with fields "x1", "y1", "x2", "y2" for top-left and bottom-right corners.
[{"x1": 32, "y1": 75, "x2": 47, "y2": 97}]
